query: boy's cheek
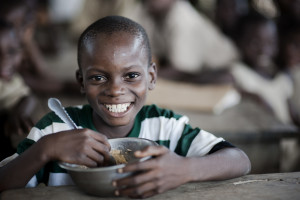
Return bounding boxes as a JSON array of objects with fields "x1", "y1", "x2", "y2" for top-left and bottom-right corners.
[{"x1": 85, "y1": 85, "x2": 100, "y2": 94}]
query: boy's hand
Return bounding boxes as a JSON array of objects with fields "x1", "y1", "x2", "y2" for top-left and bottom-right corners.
[
  {"x1": 39, "y1": 128, "x2": 111, "y2": 167},
  {"x1": 113, "y1": 145, "x2": 191, "y2": 198}
]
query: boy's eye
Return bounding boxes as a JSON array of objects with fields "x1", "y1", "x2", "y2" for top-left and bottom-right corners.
[
  {"x1": 124, "y1": 72, "x2": 140, "y2": 79},
  {"x1": 89, "y1": 75, "x2": 107, "y2": 82}
]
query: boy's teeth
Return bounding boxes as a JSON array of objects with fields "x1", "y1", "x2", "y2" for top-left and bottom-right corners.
[{"x1": 105, "y1": 103, "x2": 131, "y2": 113}]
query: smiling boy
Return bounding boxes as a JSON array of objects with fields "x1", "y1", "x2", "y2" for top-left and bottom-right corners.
[
  {"x1": 0, "y1": 16, "x2": 251, "y2": 198},
  {"x1": 76, "y1": 19, "x2": 155, "y2": 137}
]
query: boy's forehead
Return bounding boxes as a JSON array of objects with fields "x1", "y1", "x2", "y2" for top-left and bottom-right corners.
[
  {"x1": 80, "y1": 31, "x2": 148, "y2": 68},
  {"x1": 86, "y1": 31, "x2": 139, "y2": 45},
  {"x1": 84, "y1": 32, "x2": 143, "y2": 55}
]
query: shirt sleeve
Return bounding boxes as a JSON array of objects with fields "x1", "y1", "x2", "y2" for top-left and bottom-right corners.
[
  {"x1": 185, "y1": 129, "x2": 225, "y2": 157},
  {"x1": 208, "y1": 141, "x2": 235, "y2": 154}
]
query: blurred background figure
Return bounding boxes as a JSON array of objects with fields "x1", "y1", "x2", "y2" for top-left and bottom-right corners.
[
  {"x1": 214, "y1": 0, "x2": 249, "y2": 39},
  {"x1": 235, "y1": 12, "x2": 278, "y2": 78},
  {"x1": 273, "y1": 0, "x2": 300, "y2": 171},
  {"x1": 0, "y1": 0, "x2": 80, "y2": 97},
  {"x1": 278, "y1": 24, "x2": 300, "y2": 127},
  {"x1": 274, "y1": 0, "x2": 300, "y2": 126},
  {"x1": 277, "y1": 22, "x2": 300, "y2": 172},
  {"x1": 69, "y1": 0, "x2": 131, "y2": 40},
  {"x1": 0, "y1": 20, "x2": 37, "y2": 161},
  {"x1": 0, "y1": 0, "x2": 82, "y2": 160},
  {"x1": 121, "y1": 0, "x2": 239, "y2": 84},
  {"x1": 230, "y1": 11, "x2": 293, "y2": 125},
  {"x1": 274, "y1": 0, "x2": 300, "y2": 29}
]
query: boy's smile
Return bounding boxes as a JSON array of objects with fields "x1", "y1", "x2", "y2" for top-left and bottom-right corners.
[{"x1": 77, "y1": 31, "x2": 156, "y2": 137}]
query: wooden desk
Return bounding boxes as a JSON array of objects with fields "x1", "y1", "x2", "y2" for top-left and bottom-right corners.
[{"x1": 1, "y1": 172, "x2": 299, "y2": 200}]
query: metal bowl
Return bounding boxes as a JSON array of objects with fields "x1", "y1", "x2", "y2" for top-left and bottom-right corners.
[{"x1": 59, "y1": 137, "x2": 158, "y2": 197}]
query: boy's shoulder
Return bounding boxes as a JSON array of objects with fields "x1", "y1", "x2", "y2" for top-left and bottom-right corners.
[
  {"x1": 35, "y1": 104, "x2": 92, "y2": 130},
  {"x1": 139, "y1": 104, "x2": 183, "y2": 120}
]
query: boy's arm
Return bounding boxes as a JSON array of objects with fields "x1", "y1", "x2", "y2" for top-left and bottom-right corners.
[
  {"x1": 184, "y1": 147, "x2": 251, "y2": 181},
  {"x1": 0, "y1": 129, "x2": 111, "y2": 192},
  {"x1": 0, "y1": 138, "x2": 50, "y2": 191},
  {"x1": 114, "y1": 146, "x2": 251, "y2": 198}
]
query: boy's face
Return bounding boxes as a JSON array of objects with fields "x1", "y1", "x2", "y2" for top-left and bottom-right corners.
[
  {"x1": 0, "y1": 30, "x2": 22, "y2": 81},
  {"x1": 77, "y1": 32, "x2": 156, "y2": 130}
]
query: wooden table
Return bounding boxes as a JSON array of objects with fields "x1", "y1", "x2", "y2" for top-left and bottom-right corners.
[{"x1": 1, "y1": 172, "x2": 299, "y2": 200}]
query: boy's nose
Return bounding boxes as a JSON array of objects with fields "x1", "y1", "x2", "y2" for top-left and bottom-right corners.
[{"x1": 105, "y1": 79, "x2": 125, "y2": 97}]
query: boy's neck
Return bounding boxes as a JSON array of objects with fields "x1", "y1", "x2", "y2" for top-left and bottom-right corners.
[
  {"x1": 99, "y1": 125, "x2": 132, "y2": 139},
  {"x1": 92, "y1": 112, "x2": 133, "y2": 139}
]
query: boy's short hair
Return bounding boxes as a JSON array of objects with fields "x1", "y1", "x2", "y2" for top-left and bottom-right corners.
[{"x1": 77, "y1": 16, "x2": 152, "y2": 69}]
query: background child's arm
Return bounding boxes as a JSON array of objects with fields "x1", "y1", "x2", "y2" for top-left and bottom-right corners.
[
  {"x1": 0, "y1": 128, "x2": 111, "y2": 192},
  {"x1": 114, "y1": 146, "x2": 251, "y2": 198},
  {"x1": 4, "y1": 95, "x2": 37, "y2": 137}
]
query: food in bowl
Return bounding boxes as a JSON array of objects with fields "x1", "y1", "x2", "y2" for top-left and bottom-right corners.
[
  {"x1": 110, "y1": 149, "x2": 127, "y2": 165},
  {"x1": 58, "y1": 138, "x2": 158, "y2": 197}
]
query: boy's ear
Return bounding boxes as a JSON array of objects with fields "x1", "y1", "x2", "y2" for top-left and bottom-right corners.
[
  {"x1": 76, "y1": 69, "x2": 85, "y2": 94},
  {"x1": 148, "y1": 62, "x2": 157, "y2": 90}
]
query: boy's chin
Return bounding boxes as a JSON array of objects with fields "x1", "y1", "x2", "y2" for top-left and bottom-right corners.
[{"x1": 111, "y1": 119, "x2": 132, "y2": 127}]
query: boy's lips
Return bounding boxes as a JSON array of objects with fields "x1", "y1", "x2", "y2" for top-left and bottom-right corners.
[
  {"x1": 104, "y1": 103, "x2": 131, "y2": 113},
  {"x1": 102, "y1": 102, "x2": 133, "y2": 117}
]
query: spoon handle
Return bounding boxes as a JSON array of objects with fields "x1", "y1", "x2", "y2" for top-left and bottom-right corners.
[
  {"x1": 48, "y1": 98, "x2": 78, "y2": 129},
  {"x1": 48, "y1": 98, "x2": 116, "y2": 165}
]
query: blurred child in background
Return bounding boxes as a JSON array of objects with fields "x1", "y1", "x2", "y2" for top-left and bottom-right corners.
[
  {"x1": 278, "y1": 23, "x2": 300, "y2": 127},
  {"x1": 122, "y1": 0, "x2": 239, "y2": 84},
  {"x1": 0, "y1": 21, "x2": 37, "y2": 160},
  {"x1": 0, "y1": 0, "x2": 80, "y2": 96},
  {"x1": 214, "y1": 0, "x2": 249, "y2": 39},
  {"x1": 230, "y1": 11, "x2": 294, "y2": 125}
]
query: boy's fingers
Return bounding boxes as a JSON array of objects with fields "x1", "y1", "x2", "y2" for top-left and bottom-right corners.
[
  {"x1": 117, "y1": 181, "x2": 157, "y2": 198},
  {"x1": 79, "y1": 156, "x2": 98, "y2": 168},
  {"x1": 116, "y1": 168, "x2": 157, "y2": 187},
  {"x1": 86, "y1": 147, "x2": 106, "y2": 164},
  {"x1": 61, "y1": 129, "x2": 111, "y2": 164},
  {"x1": 73, "y1": 128, "x2": 111, "y2": 152},
  {"x1": 118, "y1": 154, "x2": 166, "y2": 178},
  {"x1": 83, "y1": 131, "x2": 111, "y2": 162},
  {"x1": 86, "y1": 129, "x2": 111, "y2": 150},
  {"x1": 134, "y1": 145, "x2": 168, "y2": 158},
  {"x1": 91, "y1": 143, "x2": 111, "y2": 162}
]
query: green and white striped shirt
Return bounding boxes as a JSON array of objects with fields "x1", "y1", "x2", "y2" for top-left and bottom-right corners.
[{"x1": 0, "y1": 104, "x2": 230, "y2": 187}]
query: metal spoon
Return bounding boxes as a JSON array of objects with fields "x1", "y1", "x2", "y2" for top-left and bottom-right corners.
[
  {"x1": 47, "y1": 97, "x2": 116, "y2": 166},
  {"x1": 48, "y1": 98, "x2": 78, "y2": 129}
]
